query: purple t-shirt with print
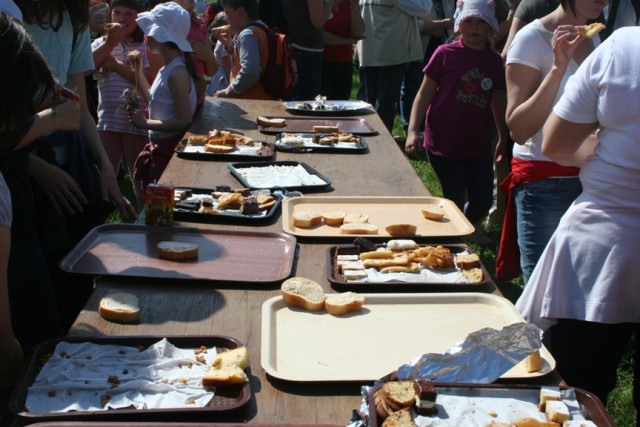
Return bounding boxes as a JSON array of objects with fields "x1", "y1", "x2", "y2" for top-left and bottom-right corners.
[{"x1": 423, "y1": 39, "x2": 505, "y2": 160}]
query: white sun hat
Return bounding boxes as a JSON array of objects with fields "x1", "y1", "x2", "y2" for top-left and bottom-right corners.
[
  {"x1": 136, "y1": 1, "x2": 192, "y2": 52},
  {"x1": 454, "y1": 0, "x2": 500, "y2": 35},
  {"x1": 0, "y1": 0, "x2": 23, "y2": 23}
]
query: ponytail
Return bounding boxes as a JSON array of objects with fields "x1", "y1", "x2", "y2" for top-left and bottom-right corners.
[{"x1": 183, "y1": 52, "x2": 200, "y2": 82}]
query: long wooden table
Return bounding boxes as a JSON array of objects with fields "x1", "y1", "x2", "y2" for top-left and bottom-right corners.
[{"x1": 50, "y1": 98, "x2": 547, "y2": 425}]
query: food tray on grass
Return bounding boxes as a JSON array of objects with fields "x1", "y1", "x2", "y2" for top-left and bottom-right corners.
[
  {"x1": 261, "y1": 293, "x2": 555, "y2": 382},
  {"x1": 367, "y1": 383, "x2": 614, "y2": 427},
  {"x1": 257, "y1": 116, "x2": 378, "y2": 135},
  {"x1": 282, "y1": 99, "x2": 373, "y2": 115},
  {"x1": 282, "y1": 196, "x2": 474, "y2": 238},
  {"x1": 228, "y1": 161, "x2": 332, "y2": 192},
  {"x1": 172, "y1": 187, "x2": 282, "y2": 224},
  {"x1": 60, "y1": 224, "x2": 296, "y2": 284},
  {"x1": 275, "y1": 132, "x2": 369, "y2": 153},
  {"x1": 326, "y1": 244, "x2": 491, "y2": 292},
  {"x1": 10, "y1": 336, "x2": 251, "y2": 422},
  {"x1": 174, "y1": 131, "x2": 275, "y2": 161}
]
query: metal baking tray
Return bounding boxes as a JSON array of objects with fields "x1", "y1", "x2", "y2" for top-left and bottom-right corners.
[
  {"x1": 228, "y1": 161, "x2": 332, "y2": 192},
  {"x1": 282, "y1": 196, "x2": 474, "y2": 238},
  {"x1": 282, "y1": 99, "x2": 373, "y2": 115},
  {"x1": 174, "y1": 131, "x2": 276, "y2": 161},
  {"x1": 10, "y1": 336, "x2": 251, "y2": 422},
  {"x1": 367, "y1": 382, "x2": 614, "y2": 427},
  {"x1": 59, "y1": 224, "x2": 296, "y2": 284},
  {"x1": 326, "y1": 244, "x2": 491, "y2": 292},
  {"x1": 257, "y1": 117, "x2": 378, "y2": 135},
  {"x1": 28, "y1": 424, "x2": 343, "y2": 427},
  {"x1": 275, "y1": 132, "x2": 369, "y2": 154},
  {"x1": 261, "y1": 293, "x2": 555, "y2": 382},
  {"x1": 172, "y1": 187, "x2": 282, "y2": 224}
]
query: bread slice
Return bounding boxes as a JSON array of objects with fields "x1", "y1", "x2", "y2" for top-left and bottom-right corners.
[
  {"x1": 373, "y1": 388, "x2": 395, "y2": 420},
  {"x1": 385, "y1": 223, "x2": 417, "y2": 236},
  {"x1": 202, "y1": 346, "x2": 250, "y2": 387},
  {"x1": 157, "y1": 241, "x2": 199, "y2": 260},
  {"x1": 421, "y1": 206, "x2": 445, "y2": 220},
  {"x1": 380, "y1": 381, "x2": 416, "y2": 411},
  {"x1": 292, "y1": 211, "x2": 324, "y2": 228},
  {"x1": 99, "y1": 293, "x2": 140, "y2": 323},
  {"x1": 343, "y1": 212, "x2": 369, "y2": 224},
  {"x1": 525, "y1": 349, "x2": 543, "y2": 373},
  {"x1": 322, "y1": 210, "x2": 347, "y2": 226},
  {"x1": 281, "y1": 277, "x2": 325, "y2": 311},
  {"x1": 340, "y1": 222, "x2": 378, "y2": 235},
  {"x1": 381, "y1": 407, "x2": 417, "y2": 427},
  {"x1": 461, "y1": 267, "x2": 483, "y2": 283},
  {"x1": 455, "y1": 253, "x2": 481, "y2": 269},
  {"x1": 324, "y1": 292, "x2": 364, "y2": 315},
  {"x1": 204, "y1": 144, "x2": 235, "y2": 153},
  {"x1": 313, "y1": 125, "x2": 339, "y2": 133},
  {"x1": 538, "y1": 386, "x2": 561, "y2": 411},
  {"x1": 545, "y1": 400, "x2": 570, "y2": 423},
  {"x1": 256, "y1": 116, "x2": 286, "y2": 127}
]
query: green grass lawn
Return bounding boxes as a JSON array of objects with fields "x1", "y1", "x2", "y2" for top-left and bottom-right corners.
[{"x1": 108, "y1": 70, "x2": 635, "y2": 425}]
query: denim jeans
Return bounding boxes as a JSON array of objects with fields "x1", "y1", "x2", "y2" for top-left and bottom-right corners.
[
  {"x1": 514, "y1": 176, "x2": 582, "y2": 284},
  {"x1": 362, "y1": 63, "x2": 407, "y2": 133},
  {"x1": 291, "y1": 48, "x2": 323, "y2": 101}
]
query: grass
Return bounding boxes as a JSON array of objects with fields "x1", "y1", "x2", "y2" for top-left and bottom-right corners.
[{"x1": 107, "y1": 69, "x2": 635, "y2": 426}]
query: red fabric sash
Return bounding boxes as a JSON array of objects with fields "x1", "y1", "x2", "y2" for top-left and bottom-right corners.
[{"x1": 495, "y1": 158, "x2": 580, "y2": 280}]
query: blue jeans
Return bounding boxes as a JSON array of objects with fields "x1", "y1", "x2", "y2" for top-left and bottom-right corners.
[
  {"x1": 400, "y1": 61, "x2": 424, "y2": 134},
  {"x1": 514, "y1": 176, "x2": 582, "y2": 284},
  {"x1": 361, "y1": 63, "x2": 407, "y2": 133},
  {"x1": 427, "y1": 152, "x2": 494, "y2": 226},
  {"x1": 291, "y1": 48, "x2": 323, "y2": 101}
]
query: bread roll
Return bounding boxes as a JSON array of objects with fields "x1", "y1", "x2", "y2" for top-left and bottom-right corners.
[
  {"x1": 322, "y1": 210, "x2": 347, "y2": 226},
  {"x1": 421, "y1": 205, "x2": 446, "y2": 220},
  {"x1": 202, "y1": 346, "x2": 250, "y2": 387},
  {"x1": 99, "y1": 293, "x2": 140, "y2": 323},
  {"x1": 385, "y1": 223, "x2": 417, "y2": 236},
  {"x1": 157, "y1": 241, "x2": 199, "y2": 260},
  {"x1": 340, "y1": 222, "x2": 378, "y2": 234},
  {"x1": 343, "y1": 212, "x2": 369, "y2": 224},
  {"x1": 292, "y1": 211, "x2": 324, "y2": 228},
  {"x1": 324, "y1": 292, "x2": 364, "y2": 315},
  {"x1": 461, "y1": 267, "x2": 483, "y2": 283},
  {"x1": 455, "y1": 253, "x2": 481, "y2": 269},
  {"x1": 281, "y1": 277, "x2": 325, "y2": 311}
]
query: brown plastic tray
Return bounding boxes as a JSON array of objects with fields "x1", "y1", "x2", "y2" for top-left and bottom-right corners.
[
  {"x1": 174, "y1": 131, "x2": 276, "y2": 161},
  {"x1": 367, "y1": 382, "x2": 614, "y2": 427},
  {"x1": 326, "y1": 244, "x2": 491, "y2": 292},
  {"x1": 59, "y1": 224, "x2": 296, "y2": 284},
  {"x1": 10, "y1": 336, "x2": 251, "y2": 422},
  {"x1": 282, "y1": 196, "x2": 474, "y2": 238},
  {"x1": 258, "y1": 116, "x2": 378, "y2": 135}
]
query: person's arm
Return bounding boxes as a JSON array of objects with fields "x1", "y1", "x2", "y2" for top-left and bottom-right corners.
[
  {"x1": 216, "y1": 31, "x2": 261, "y2": 97},
  {"x1": 542, "y1": 113, "x2": 598, "y2": 166},
  {"x1": 92, "y1": 25, "x2": 129, "y2": 68},
  {"x1": 491, "y1": 88, "x2": 510, "y2": 162},
  {"x1": 308, "y1": 0, "x2": 328, "y2": 28},
  {"x1": 0, "y1": 226, "x2": 23, "y2": 389},
  {"x1": 404, "y1": 75, "x2": 438, "y2": 159},
  {"x1": 349, "y1": 0, "x2": 365, "y2": 38},
  {"x1": 15, "y1": 101, "x2": 81, "y2": 151},
  {"x1": 192, "y1": 38, "x2": 218, "y2": 77}
]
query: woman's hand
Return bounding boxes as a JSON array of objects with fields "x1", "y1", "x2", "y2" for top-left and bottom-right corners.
[
  {"x1": 213, "y1": 88, "x2": 231, "y2": 98},
  {"x1": 30, "y1": 156, "x2": 88, "y2": 215},
  {"x1": 551, "y1": 25, "x2": 585, "y2": 72},
  {"x1": 128, "y1": 108, "x2": 148, "y2": 129},
  {"x1": 404, "y1": 131, "x2": 423, "y2": 160},
  {"x1": 98, "y1": 164, "x2": 138, "y2": 219}
]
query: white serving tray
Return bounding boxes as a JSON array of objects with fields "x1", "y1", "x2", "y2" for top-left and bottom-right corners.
[{"x1": 261, "y1": 293, "x2": 555, "y2": 382}]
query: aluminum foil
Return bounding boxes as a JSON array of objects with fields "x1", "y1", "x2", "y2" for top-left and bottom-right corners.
[{"x1": 396, "y1": 322, "x2": 542, "y2": 383}]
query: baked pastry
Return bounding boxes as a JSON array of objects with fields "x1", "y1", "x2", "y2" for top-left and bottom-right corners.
[
  {"x1": 202, "y1": 346, "x2": 250, "y2": 387},
  {"x1": 525, "y1": 349, "x2": 543, "y2": 373},
  {"x1": 455, "y1": 253, "x2": 481, "y2": 269},
  {"x1": 380, "y1": 381, "x2": 416, "y2": 411},
  {"x1": 461, "y1": 267, "x2": 484, "y2": 283},
  {"x1": 256, "y1": 116, "x2": 286, "y2": 127},
  {"x1": 414, "y1": 246, "x2": 454, "y2": 268},
  {"x1": 413, "y1": 379, "x2": 438, "y2": 415},
  {"x1": 340, "y1": 223, "x2": 378, "y2": 234},
  {"x1": 313, "y1": 125, "x2": 339, "y2": 133},
  {"x1": 217, "y1": 192, "x2": 243, "y2": 209},
  {"x1": 579, "y1": 22, "x2": 605, "y2": 38},
  {"x1": 157, "y1": 241, "x2": 199, "y2": 260},
  {"x1": 421, "y1": 205, "x2": 446, "y2": 220},
  {"x1": 381, "y1": 408, "x2": 417, "y2": 427},
  {"x1": 240, "y1": 195, "x2": 260, "y2": 214},
  {"x1": 281, "y1": 277, "x2": 326, "y2": 311},
  {"x1": 545, "y1": 401, "x2": 570, "y2": 423},
  {"x1": 322, "y1": 210, "x2": 347, "y2": 226},
  {"x1": 385, "y1": 224, "x2": 417, "y2": 236},
  {"x1": 204, "y1": 144, "x2": 235, "y2": 153},
  {"x1": 187, "y1": 135, "x2": 208, "y2": 146},
  {"x1": 99, "y1": 293, "x2": 140, "y2": 323},
  {"x1": 292, "y1": 211, "x2": 324, "y2": 228},
  {"x1": 324, "y1": 292, "x2": 364, "y2": 315},
  {"x1": 538, "y1": 386, "x2": 562, "y2": 411}
]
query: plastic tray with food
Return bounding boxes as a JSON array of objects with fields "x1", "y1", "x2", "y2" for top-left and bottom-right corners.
[
  {"x1": 326, "y1": 242, "x2": 492, "y2": 292},
  {"x1": 172, "y1": 186, "x2": 282, "y2": 224},
  {"x1": 257, "y1": 116, "x2": 378, "y2": 135},
  {"x1": 175, "y1": 131, "x2": 275, "y2": 161},
  {"x1": 59, "y1": 224, "x2": 296, "y2": 284},
  {"x1": 282, "y1": 99, "x2": 373, "y2": 115},
  {"x1": 228, "y1": 160, "x2": 332, "y2": 192},
  {"x1": 9, "y1": 336, "x2": 252, "y2": 422},
  {"x1": 367, "y1": 381, "x2": 614, "y2": 427},
  {"x1": 274, "y1": 132, "x2": 369, "y2": 153}
]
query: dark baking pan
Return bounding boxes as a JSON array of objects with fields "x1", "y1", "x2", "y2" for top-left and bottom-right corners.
[
  {"x1": 326, "y1": 243, "x2": 491, "y2": 292},
  {"x1": 10, "y1": 336, "x2": 251, "y2": 422},
  {"x1": 59, "y1": 224, "x2": 296, "y2": 284},
  {"x1": 172, "y1": 187, "x2": 282, "y2": 225},
  {"x1": 257, "y1": 116, "x2": 378, "y2": 135},
  {"x1": 175, "y1": 131, "x2": 276, "y2": 161},
  {"x1": 274, "y1": 132, "x2": 369, "y2": 154},
  {"x1": 228, "y1": 160, "x2": 332, "y2": 192}
]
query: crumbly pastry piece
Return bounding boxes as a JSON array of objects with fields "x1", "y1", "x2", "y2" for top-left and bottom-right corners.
[
  {"x1": 578, "y1": 22, "x2": 605, "y2": 38},
  {"x1": 343, "y1": 269, "x2": 368, "y2": 280},
  {"x1": 99, "y1": 293, "x2": 140, "y2": 323},
  {"x1": 323, "y1": 210, "x2": 347, "y2": 226},
  {"x1": 525, "y1": 349, "x2": 543, "y2": 373},
  {"x1": 202, "y1": 346, "x2": 250, "y2": 387},
  {"x1": 204, "y1": 144, "x2": 235, "y2": 153},
  {"x1": 461, "y1": 267, "x2": 484, "y2": 283},
  {"x1": 538, "y1": 386, "x2": 562, "y2": 411},
  {"x1": 281, "y1": 277, "x2": 326, "y2": 311},
  {"x1": 187, "y1": 134, "x2": 208, "y2": 146},
  {"x1": 374, "y1": 388, "x2": 395, "y2": 420},
  {"x1": 157, "y1": 241, "x2": 199, "y2": 260},
  {"x1": 381, "y1": 407, "x2": 417, "y2": 427},
  {"x1": 313, "y1": 125, "x2": 339, "y2": 133},
  {"x1": 455, "y1": 253, "x2": 481, "y2": 269},
  {"x1": 545, "y1": 401, "x2": 570, "y2": 423},
  {"x1": 292, "y1": 211, "x2": 324, "y2": 228},
  {"x1": 217, "y1": 192, "x2": 244, "y2": 209},
  {"x1": 324, "y1": 292, "x2": 364, "y2": 315},
  {"x1": 385, "y1": 223, "x2": 417, "y2": 236},
  {"x1": 256, "y1": 116, "x2": 286, "y2": 127},
  {"x1": 381, "y1": 381, "x2": 417, "y2": 411},
  {"x1": 340, "y1": 222, "x2": 378, "y2": 234},
  {"x1": 421, "y1": 205, "x2": 446, "y2": 220},
  {"x1": 360, "y1": 250, "x2": 393, "y2": 260},
  {"x1": 414, "y1": 246, "x2": 454, "y2": 268}
]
